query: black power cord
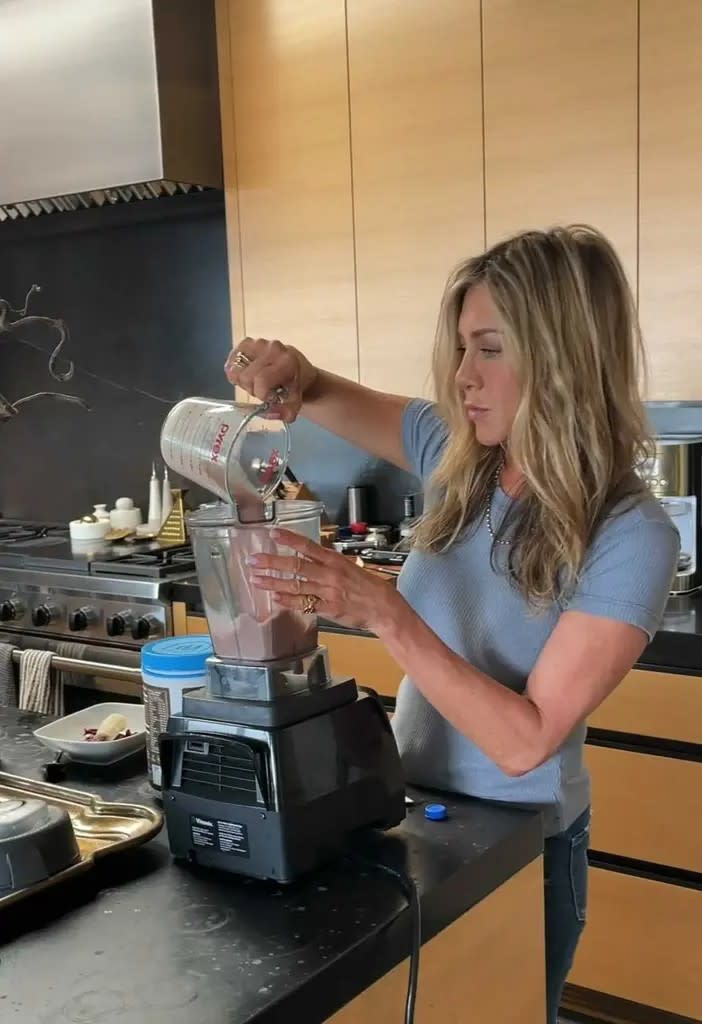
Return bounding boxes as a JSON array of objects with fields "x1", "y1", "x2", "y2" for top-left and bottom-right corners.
[{"x1": 351, "y1": 855, "x2": 421, "y2": 1024}]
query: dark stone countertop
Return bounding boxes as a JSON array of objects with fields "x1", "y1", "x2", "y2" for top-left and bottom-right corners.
[
  {"x1": 0, "y1": 707, "x2": 542, "y2": 1024},
  {"x1": 170, "y1": 578, "x2": 702, "y2": 676},
  {"x1": 638, "y1": 593, "x2": 702, "y2": 673}
]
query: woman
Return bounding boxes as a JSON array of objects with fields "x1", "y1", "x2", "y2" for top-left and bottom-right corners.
[{"x1": 225, "y1": 225, "x2": 678, "y2": 1023}]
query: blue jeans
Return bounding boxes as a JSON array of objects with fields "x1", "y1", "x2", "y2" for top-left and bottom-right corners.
[{"x1": 544, "y1": 806, "x2": 590, "y2": 1024}]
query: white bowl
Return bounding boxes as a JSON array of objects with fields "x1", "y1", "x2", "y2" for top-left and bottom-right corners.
[
  {"x1": 69, "y1": 519, "x2": 110, "y2": 541},
  {"x1": 33, "y1": 703, "x2": 146, "y2": 765}
]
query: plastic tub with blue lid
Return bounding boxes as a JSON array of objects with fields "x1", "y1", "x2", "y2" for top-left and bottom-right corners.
[{"x1": 141, "y1": 635, "x2": 213, "y2": 788}]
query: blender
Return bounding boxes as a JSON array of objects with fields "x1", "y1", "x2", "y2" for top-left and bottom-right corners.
[{"x1": 158, "y1": 399, "x2": 405, "y2": 882}]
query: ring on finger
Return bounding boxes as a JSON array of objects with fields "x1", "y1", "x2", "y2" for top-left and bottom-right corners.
[
  {"x1": 302, "y1": 594, "x2": 320, "y2": 615},
  {"x1": 232, "y1": 350, "x2": 251, "y2": 370},
  {"x1": 269, "y1": 385, "x2": 289, "y2": 403}
]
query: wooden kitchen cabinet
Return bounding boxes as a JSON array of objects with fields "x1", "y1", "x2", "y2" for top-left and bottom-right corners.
[
  {"x1": 586, "y1": 744, "x2": 702, "y2": 872},
  {"x1": 572, "y1": 666, "x2": 702, "y2": 1020},
  {"x1": 214, "y1": 0, "x2": 702, "y2": 408},
  {"x1": 346, "y1": 0, "x2": 484, "y2": 398},
  {"x1": 320, "y1": 630, "x2": 403, "y2": 700},
  {"x1": 215, "y1": 0, "x2": 358, "y2": 380},
  {"x1": 482, "y1": 0, "x2": 638, "y2": 291},
  {"x1": 639, "y1": 0, "x2": 702, "y2": 400},
  {"x1": 588, "y1": 667, "x2": 702, "y2": 745},
  {"x1": 327, "y1": 857, "x2": 546, "y2": 1024},
  {"x1": 570, "y1": 868, "x2": 702, "y2": 1020}
]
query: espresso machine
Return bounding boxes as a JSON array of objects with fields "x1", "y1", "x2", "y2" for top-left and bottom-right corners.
[
  {"x1": 158, "y1": 499, "x2": 405, "y2": 883},
  {"x1": 640, "y1": 437, "x2": 702, "y2": 595}
]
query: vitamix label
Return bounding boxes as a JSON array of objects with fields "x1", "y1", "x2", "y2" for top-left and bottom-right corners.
[{"x1": 190, "y1": 815, "x2": 250, "y2": 858}]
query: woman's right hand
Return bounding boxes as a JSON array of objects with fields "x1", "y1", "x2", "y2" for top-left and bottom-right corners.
[{"x1": 224, "y1": 337, "x2": 318, "y2": 424}]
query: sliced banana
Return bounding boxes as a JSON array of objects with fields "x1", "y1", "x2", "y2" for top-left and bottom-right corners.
[{"x1": 95, "y1": 713, "x2": 129, "y2": 741}]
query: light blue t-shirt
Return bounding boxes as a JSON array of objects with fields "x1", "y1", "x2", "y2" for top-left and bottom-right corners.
[{"x1": 392, "y1": 400, "x2": 679, "y2": 835}]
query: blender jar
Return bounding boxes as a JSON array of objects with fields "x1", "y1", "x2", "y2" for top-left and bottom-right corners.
[
  {"x1": 187, "y1": 500, "x2": 324, "y2": 662},
  {"x1": 161, "y1": 397, "x2": 290, "y2": 511}
]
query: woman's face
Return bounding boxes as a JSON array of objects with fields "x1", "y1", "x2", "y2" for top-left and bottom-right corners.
[{"x1": 455, "y1": 283, "x2": 521, "y2": 448}]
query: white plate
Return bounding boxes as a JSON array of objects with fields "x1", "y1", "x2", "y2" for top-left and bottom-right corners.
[{"x1": 33, "y1": 703, "x2": 146, "y2": 765}]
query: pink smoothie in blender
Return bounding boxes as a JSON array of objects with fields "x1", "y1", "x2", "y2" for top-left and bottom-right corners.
[{"x1": 188, "y1": 501, "x2": 322, "y2": 662}]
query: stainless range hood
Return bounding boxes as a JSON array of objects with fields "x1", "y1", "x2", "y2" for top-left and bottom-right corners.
[{"x1": 0, "y1": 0, "x2": 223, "y2": 221}]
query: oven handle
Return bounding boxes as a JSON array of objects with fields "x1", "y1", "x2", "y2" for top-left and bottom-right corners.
[{"x1": 9, "y1": 649, "x2": 142, "y2": 684}]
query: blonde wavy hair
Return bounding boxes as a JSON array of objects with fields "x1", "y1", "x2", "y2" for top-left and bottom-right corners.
[{"x1": 412, "y1": 225, "x2": 652, "y2": 607}]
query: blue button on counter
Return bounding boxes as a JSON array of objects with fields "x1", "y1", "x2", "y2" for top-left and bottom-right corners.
[{"x1": 424, "y1": 803, "x2": 448, "y2": 821}]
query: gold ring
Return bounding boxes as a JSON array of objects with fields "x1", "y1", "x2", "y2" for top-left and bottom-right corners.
[
  {"x1": 302, "y1": 595, "x2": 320, "y2": 615},
  {"x1": 232, "y1": 350, "x2": 251, "y2": 370}
]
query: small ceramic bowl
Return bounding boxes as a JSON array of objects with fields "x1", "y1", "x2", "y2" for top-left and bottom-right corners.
[{"x1": 33, "y1": 703, "x2": 146, "y2": 765}]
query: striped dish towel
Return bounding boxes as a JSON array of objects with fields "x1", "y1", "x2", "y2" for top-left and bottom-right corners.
[
  {"x1": 19, "y1": 648, "x2": 62, "y2": 715},
  {"x1": 0, "y1": 641, "x2": 17, "y2": 706}
]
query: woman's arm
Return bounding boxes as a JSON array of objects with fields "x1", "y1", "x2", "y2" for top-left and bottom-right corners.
[
  {"x1": 249, "y1": 527, "x2": 664, "y2": 778},
  {"x1": 377, "y1": 513, "x2": 676, "y2": 773},
  {"x1": 375, "y1": 602, "x2": 646, "y2": 777},
  {"x1": 226, "y1": 338, "x2": 411, "y2": 471}
]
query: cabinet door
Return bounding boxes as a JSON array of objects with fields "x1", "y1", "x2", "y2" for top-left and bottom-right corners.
[
  {"x1": 588, "y1": 668, "x2": 702, "y2": 745},
  {"x1": 327, "y1": 858, "x2": 546, "y2": 1024},
  {"x1": 639, "y1": 0, "x2": 702, "y2": 400},
  {"x1": 482, "y1": 0, "x2": 638, "y2": 290},
  {"x1": 218, "y1": 0, "x2": 358, "y2": 380},
  {"x1": 347, "y1": 0, "x2": 484, "y2": 397},
  {"x1": 320, "y1": 630, "x2": 404, "y2": 699},
  {"x1": 586, "y1": 744, "x2": 702, "y2": 872},
  {"x1": 570, "y1": 868, "x2": 702, "y2": 1019}
]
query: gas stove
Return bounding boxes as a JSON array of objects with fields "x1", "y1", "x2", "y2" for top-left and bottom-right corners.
[
  {"x1": 0, "y1": 522, "x2": 68, "y2": 545},
  {"x1": 0, "y1": 520, "x2": 196, "y2": 649}
]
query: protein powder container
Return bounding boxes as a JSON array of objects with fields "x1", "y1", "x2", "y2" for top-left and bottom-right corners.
[{"x1": 141, "y1": 635, "x2": 213, "y2": 789}]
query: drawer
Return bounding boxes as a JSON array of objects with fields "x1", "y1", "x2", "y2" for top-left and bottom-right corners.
[
  {"x1": 320, "y1": 631, "x2": 404, "y2": 699},
  {"x1": 588, "y1": 668, "x2": 702, "y2": 743},
  {"x1": 570, "y1": 868, "x2": 702, "y2": 1018},
  {"x1": 586, "y1": 744, "x2": 702, "y2": 871}
]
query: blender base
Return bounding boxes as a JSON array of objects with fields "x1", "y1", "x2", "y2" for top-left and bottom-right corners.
[
  {"x1": 159, "y1": 687, "x2": 406, "y2": 883},
  {"x1": 182, "y1": 674, "x2": 359, "y2": 729}
]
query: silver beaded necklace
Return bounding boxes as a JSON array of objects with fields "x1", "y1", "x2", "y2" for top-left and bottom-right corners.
[{"x1": 483, "y1": 457, "x2": 512, "y2": 545}]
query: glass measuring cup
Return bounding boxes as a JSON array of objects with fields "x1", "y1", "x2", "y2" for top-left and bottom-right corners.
[{"x1": 160, "y1": 397, "x2": 290, "y2": 512}]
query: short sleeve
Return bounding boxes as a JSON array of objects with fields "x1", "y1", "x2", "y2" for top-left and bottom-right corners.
[
  {"x1": 565, "y1": 501, "x2": 680, "y2": 640},
  {"x1": 402, "y1": 399, "x2": 449, "y2": 483}
]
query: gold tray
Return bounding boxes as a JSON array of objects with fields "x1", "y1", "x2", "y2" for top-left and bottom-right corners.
[{"x1": 0, "y1": 771, "x2": 163, "y2": 908}]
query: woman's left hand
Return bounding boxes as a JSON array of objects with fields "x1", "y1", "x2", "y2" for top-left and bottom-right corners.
[{"x1": 247, "y1": 529, "x2": 401, "y2": 631}]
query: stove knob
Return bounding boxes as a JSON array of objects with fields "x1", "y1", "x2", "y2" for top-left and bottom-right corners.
[
  {"x1": 0, "y1": 599, "x2": 24, "y2": 622},
  {"x1": 69, "y1": 606, "x2": 96, "y2": 632},
  {"x1": 32, "y1": 604, "x2": 57, "y2": 627},
  {"x1": 131, "y1": 615, "x2": 161, "y2": 641},
  {"x1": 106, "y1": 612, "x2": 132, "y2": 638}
]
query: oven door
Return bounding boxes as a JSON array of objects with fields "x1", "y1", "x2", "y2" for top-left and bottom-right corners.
[{"x1": 0, "y1": 630, "x2": 141, "y2": 713}]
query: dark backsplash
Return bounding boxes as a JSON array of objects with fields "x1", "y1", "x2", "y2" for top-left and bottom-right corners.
[{"x1": 0, "y1": 193, "x2": 417, "y2": 526}]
